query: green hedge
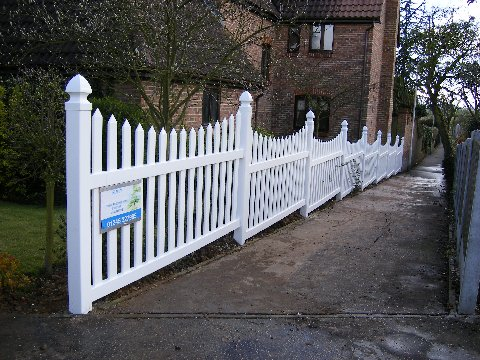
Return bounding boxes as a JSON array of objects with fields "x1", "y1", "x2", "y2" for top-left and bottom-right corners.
[{"x1": 0, "y1": 81, "x2": 150, "y2": 203}]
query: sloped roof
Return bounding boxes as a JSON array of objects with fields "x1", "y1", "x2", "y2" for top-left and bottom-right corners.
[
  {"x1": 243, "y1": 0, "x2": 281, "y2": 17},
  {"x1": 273, "y1": 0, "x2": 384, "y2": 22}
]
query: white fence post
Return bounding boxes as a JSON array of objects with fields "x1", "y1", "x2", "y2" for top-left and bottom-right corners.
[
  {"x1": 336, "y1": 119, "x2": 348, "y2": 201},
  {"x1": 360, "y1": 126, "x2": 368, "y2": 190},
  {"x1": 394, "y1": 135, "x2": 400, "y2": 175},
  {"x1": 385, "y1": 132, "x2": 392, "y2": 177},
  {"x1": 233, "y1": 91, "x2": 253, "y2": 245},
  {"x1": 300, "y1": 110, "x2": 315, "y2": 217},
  {"x1": 65, "y1": 75, "x2": 93, "y2": 314},
  {"x1": 398, "y1": 136, "x2": 404, "y2": 174},
  {"x1": 375, "y1": 130, "x2": 382, "y2": 183}
]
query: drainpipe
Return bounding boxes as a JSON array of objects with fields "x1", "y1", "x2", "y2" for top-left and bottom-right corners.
[
  {"x1": 358, "y1": 24, "x2": 374, "y2": 140},
  {"x1": 254, "y1": 92, "x2": 265, "y2": 129}
]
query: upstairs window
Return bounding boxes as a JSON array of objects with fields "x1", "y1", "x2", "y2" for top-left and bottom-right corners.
[
  {"x1": 294, "y1": 95, "x2": 330, "y2": 134},
  {"x1": 202, "y1": 88, "x2": 219, "y2": 125},
  {"x1": 310, "y1": 24, "x2": 334, "y2": 52},
  {"x1": 287, "y1": 26, "x2": 301, "y2": 53}
]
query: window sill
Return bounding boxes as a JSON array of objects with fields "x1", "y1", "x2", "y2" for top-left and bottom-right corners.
[
  {"x1": 308, "y1": 51, "x2": 333, "y2": 58},
  {"x1": 286, "y1": 52, "x2": 300, "y2": 58}
]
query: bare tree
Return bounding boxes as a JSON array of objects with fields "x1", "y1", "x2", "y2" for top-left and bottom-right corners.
[
  {"x1": 399, "y1": 6, "x2": 480, "y2": 182},
  {"x1": 5, "y1": 0, "x2": 284, "y2": 130},
  {"x1": 455, "y1": 61, "x2": 480, "y2": 133}
]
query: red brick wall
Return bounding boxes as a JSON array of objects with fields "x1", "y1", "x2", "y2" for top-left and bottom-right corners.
[
  {"x1": 396, "y1": 108, "x2": 412, "y2": 170},
  {"x1": 111, "y1": 1, "x2": 400, "y2": 142},
  {"x1": 375, "y1": 0, "x2": 400, "y2": 141},
  {"x1": 180, "y1": 87, "x2": 252, "y2": 130},
  {"x1": 221, "y1": 3, "x2": 275, "y2": 74},
  {"x1": 264, "y1": 23, "x2": 374, "y2": 140},
  {"x1": 113, "y1": 81, "x2": 254, "y2": 131},
  {"x1": 259, "y1": 1, "x2": 399, "y2": 142},
  {"x1": 366, "y1": 18, "x2": 383, "y2": 143}
]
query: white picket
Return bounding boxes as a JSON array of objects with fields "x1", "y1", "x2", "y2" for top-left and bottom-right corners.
[
  {"x1": 231, "y1": 110, "x2": 241, "y2": 221},
  {"x1": 203, "y1": 125, "x2": 213, "y2": 234},
  {"x1": 225, "y1": 115, "x2": 235, "y2": 223},
  {"x1": 211, "y1": 123, "x2": 221, "y2": 230},
  {"x1": 106, "y1": 115, "x2": 118, "y2": 278},
  {"x1": 177, "y1": 129, "x2": 187, "y2": 247},
  {"x1": 134, "y1": 125, "x2": 144, "y2": 266},
  {"x1": 91, "y1": 110, "x2": 103, "y2": 284},
  {"x1": 218, "y1": 119, "x2": 228, "y2": 226},
  {"x1": 120, "y1": 120, "x2": 132, "y2": 272},
  {"x1": 168, "y1": 129, "x2": 177, "y2": 252},
  {"x1": 146, "y1": 126, "x2": 156, "y2": 261},
  {"x1": 195, "y1": 126, "x2": 205, "y2": 238},
  {"x1": 186, "y1": 128, "x2": 196, "y2": 243},
  {"x1": 157, "y1": 129, "x2": 167, "y2": 254}
]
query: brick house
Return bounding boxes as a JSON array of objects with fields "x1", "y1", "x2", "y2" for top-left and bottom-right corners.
[
  {"x1": 1, "y1": 0, "x2": 400, "y2": 143},
  {"x1": 182, "y1": 0, "x2": 399, "y2": 142},
  {"x1": 259, "y1": 0, "x2": 400, "y2": 142}
]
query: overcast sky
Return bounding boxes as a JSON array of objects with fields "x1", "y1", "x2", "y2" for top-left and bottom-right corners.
[{"x1": 423, "y1": 0, "x2": 480, "y2": 20}]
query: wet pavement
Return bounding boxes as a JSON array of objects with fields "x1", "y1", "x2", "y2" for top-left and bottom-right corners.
[{"x1": 1, "y1": 145, "x2": 479, "y2": 359}]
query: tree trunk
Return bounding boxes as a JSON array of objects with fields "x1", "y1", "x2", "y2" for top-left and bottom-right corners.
[
  {"x1": 44, "y1": 180, "x2": 55, "y2": 275},
  {"x1": 432, "y1": 105, "x2": 455, "y2": 187}
]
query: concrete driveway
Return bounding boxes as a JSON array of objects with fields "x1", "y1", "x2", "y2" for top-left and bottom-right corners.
[{"x1": 2, "y1": 146, "x2": 479, "y2": 359}]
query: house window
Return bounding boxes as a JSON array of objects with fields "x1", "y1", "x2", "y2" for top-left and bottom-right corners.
[
  {"x1": 261, "y1": 44, "x2": 271, "y2": 80},
  {"x1": 287, "y1": 26, "x2": 301, "y2": 53},
  {"x1": 309, "y1": 24, "x2": 334, "y2": 52},
  {"x1": 202, "y1": 88, "x2": 219, "y2": 125},
  {"x1": 294, "y1": 95, "x2": 330, "y2": 134}
]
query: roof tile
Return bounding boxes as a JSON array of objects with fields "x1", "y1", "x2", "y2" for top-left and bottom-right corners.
[{"x1": 277, "y1": 0, "x2": 384, "y2": 21}]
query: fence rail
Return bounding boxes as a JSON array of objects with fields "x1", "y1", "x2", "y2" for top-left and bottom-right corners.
[
  {"x1": 454, "y1": 129, "x2": 480, "y2": 314},
  {"x1": 65, "y1": 75, "x2": 404, "y2": 314}
]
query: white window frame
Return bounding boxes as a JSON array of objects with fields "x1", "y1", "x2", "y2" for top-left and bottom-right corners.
[{"x1": 310, "y1": 23, "x2": 334, "y2": 52}]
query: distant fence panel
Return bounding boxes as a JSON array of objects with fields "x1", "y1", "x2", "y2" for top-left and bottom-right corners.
[
  {"x1": 454, "y1": 130, "x2": 480, "y2": 314},
  {"x1": 65, "y1": 75, "x2": 404, "y2": 314},
  {"x1": 363, "y1": 131, "x2": 382, "y2": 189}
]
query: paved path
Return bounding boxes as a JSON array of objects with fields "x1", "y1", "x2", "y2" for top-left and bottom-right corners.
[{"x1": 2, "y1": 146, "x2": 479, "y2": 359}]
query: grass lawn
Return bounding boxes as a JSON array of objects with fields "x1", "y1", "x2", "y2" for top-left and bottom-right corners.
[{"x1": 0, "y1": 200, "x2": 66, "y2": 274}]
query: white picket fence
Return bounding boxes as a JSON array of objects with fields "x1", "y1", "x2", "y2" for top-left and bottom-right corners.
[
  {"x1": 65, "y1": 75, "x2": 404, "y2": 314},
  {"x1": 454, "y1": 129, "x2": 480, "y2": 314}
]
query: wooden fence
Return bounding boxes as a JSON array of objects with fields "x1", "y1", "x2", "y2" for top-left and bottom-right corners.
[
  {"x1": 65, "y1": 75, "x2": 404, "y2": 314},
  {"x1": 454, "y1": 129, "x2": 480, "y2": 314}
]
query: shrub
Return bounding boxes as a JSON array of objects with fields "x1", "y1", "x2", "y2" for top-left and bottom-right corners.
[
  {"x1": 0, "y1": 252, "x2": 30, "y2": 291},
  {"x1": 55, "y1": 214, "x2": 67, "y2": 265},
  {"x1": 91, "y1": 96, "x2": 149, "y2": 128},
  {"x1": 0, "y1": 85, "x2": 31, "y2": 202},
  {"x1": 253, "y1": 126, "x2": 275, "y2": 138}
]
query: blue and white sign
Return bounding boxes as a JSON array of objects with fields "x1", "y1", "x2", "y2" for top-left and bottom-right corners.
[{"x1": 100, "y1": 180, "x2": 142, "y2": 233}]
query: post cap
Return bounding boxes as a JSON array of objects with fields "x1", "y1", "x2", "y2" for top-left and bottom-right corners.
[
  {"x1": 239, "y1": 91, "x2": 253, "y2": 103},
  {"x1": 306, "y1": 110, "x2": 315, "y2": 121},
  {"x1": 66, "y1": 74, "x2": 92, "y2": 94}
]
